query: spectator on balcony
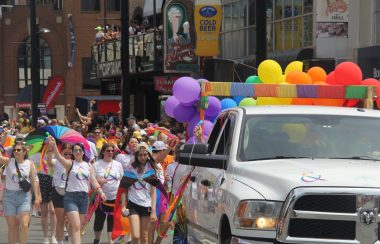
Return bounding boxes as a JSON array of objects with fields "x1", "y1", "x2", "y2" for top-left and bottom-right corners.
[
  {"x1": 104, "y1": 25, "x2": 113, "y2": 42},
  {"x1": 129, "y1": 22, "x2": 136, "y2": 36},
  {"x1": 111, "y1": 25, "x2": 121, "y2": 40},
  {"x1": 95, "y1": 26, "x2": 105, "y2": 44}
]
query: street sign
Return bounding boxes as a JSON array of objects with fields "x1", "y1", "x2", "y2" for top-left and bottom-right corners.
[{"x1": 37, "y1": 103, "x2": 46, "y2": 109}]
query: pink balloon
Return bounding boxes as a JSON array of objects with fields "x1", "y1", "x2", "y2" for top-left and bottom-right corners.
[
  {"x1": 335, "y1": 62, "x2": 362, "y2": 85},
  {"x1": 164, "y1": 96, "x2": 180, "y2": 118}
]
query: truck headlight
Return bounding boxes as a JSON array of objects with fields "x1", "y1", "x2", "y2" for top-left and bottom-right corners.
[{"x1": 233, "y1": 201, "x2": 282, "y2": 230}]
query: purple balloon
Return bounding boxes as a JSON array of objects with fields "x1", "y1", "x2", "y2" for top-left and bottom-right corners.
[
  {"x1": 203, "y1": 120, "x2": 214, "y2": 136},
  {"x1": 173, "y1": 77, "x2": 200, "y2": 105},
  {"x1": 164, "y1": 96, "x2": 180, "y2": 118},
  {"x1": 205, "y1": 96, "x2": 221, "y2": 117},
  {"x1": 173, "y1": 104, "x2": 196, "y2": 123},
  {"x1": 187, "y1": 114, "x2": 201, "y2": 137}
]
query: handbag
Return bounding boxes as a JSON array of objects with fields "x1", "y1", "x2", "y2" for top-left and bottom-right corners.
[{"x1": 14, "y1": 160, "x2": 31, "y2": 192}]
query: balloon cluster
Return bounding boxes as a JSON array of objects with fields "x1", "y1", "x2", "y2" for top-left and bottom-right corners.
[{"x1": 164, "y1": 77, "x2": 222, "y2": 143}]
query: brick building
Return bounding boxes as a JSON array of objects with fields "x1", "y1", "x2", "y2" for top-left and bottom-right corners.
[{"x1": 0, "y1": 0, "x2": 144, "y2": 121}]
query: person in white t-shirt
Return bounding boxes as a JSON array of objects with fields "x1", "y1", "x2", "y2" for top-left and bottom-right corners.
[
  {"x1": 0, "y1": 141, "x2": 42, "y2": 244},
  {"x1": 47, "y1": 138, "x2": 106, "y2": 244},
  {"x1": 115, "y1": 136, "x2": 139, "y2": 170},
  {"x1": 93, "y1": 143, "x2": 124, "y2": 244},
  {"x1": 46, "y1": 142, "x2": 73, "y2": 244}
]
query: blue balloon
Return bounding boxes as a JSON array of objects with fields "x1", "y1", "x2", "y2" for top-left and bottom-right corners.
[
  {"x1": 221, "y1": 98, "x2": 238, "y2": 110},
  {"x1": 233, "y1": 96, "x2": 245, "y2": 105}
]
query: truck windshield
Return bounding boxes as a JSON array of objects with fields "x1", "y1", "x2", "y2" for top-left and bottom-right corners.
[{"x1": 239, "y1": 115, "x2": 380, "y2": 161}]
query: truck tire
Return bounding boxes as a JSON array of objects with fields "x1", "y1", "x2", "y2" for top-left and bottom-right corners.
[{"x1": 220, "y1": 216, "x2": 232, "y2": 244}]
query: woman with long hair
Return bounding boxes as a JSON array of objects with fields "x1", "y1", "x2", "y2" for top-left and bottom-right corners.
[
  {"x1": 46, "y1": 142, "x2": 73, "y2": 244},
  {"x1": 115, "y1": 136, "x2": 139, "y2": 170},
  {"x1": 121, "y1": 143, "x2": 158, "y2": 244},
  {"x1": 48, "y1": 138, "x2": 106, "y2": 244},
  {"x1": 0, "y1": 141, "x2": 41, "y2": 244},
  {"x1": 93, "y1": 143, "x2": 124, "y2": 244}
]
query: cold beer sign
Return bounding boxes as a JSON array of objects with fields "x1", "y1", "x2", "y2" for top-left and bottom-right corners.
[{"x1": 194, "y1": 0, "x2": 222, "y2": 57}]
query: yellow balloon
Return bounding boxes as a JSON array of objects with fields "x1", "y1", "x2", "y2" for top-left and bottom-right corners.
[
  {"x1": 285, "y1": 61, "x2": 303, "y2": 75},
  {"x1": 256, "y1": 97, "x2": 292, "y2": 105},
  {"x1": 276, "y1": 74, "x2": 286, "y2": 83},
  {"x1": 282, "y1": 124, "x2": 306, "y2": 143},
  {"x1": 258, "y1": 60, "x2": 283, "y2": 83}
]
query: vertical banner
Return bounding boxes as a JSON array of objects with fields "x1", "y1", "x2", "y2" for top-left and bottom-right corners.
[
  {"x1": 42, "y1": 76, "x2": 65, "y2": 111},
  {"x1": 68, "y1": 14, "x2": 75, "y2": 67},
  {"x1": 164, "y1": 0, "x2": 199, "y2": 73},
  {"x1": 194, "y1": 0, "x2": 222, "y2": 57}
]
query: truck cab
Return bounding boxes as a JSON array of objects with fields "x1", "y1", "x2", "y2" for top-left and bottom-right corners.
[{"x1": 178, "y1": 106, "x2": 380, "y2": 244}]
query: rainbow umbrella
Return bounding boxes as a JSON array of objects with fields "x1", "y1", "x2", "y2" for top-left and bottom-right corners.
[{"x1": 25, "y1": 126, "x2": 92, "y2": 172}]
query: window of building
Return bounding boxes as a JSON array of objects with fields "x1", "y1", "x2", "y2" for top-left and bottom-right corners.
[
  {"x1": 82, "y1": 57, "x2": 100, "y2": 89},
  {"x1": 81, "y1": 0, "x2": 100, "y2": 11},
  {"x1": 107, "y1": 0, "x2": 120, "y2": 11},
  {"x1": 221, "y1": 0, "x2": 256, "y2": 59},
  {"x1": 17, "y1": 37, "x2": 52, "y2": 89},
  {"x1": 376, "y1": 0, "x2": 380, "y2": 44},
  {"x1": 266, "y1": 0, "x2": 313, "y2": 52}
]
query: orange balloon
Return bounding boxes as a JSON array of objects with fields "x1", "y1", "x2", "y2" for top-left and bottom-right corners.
[
  {"x1": 307, "y1": 67, "x2": 327, "y2": 83},
  {"x1": 312, "y1": 82, "x2": 345, "y2": 106},
  {"x1": 292, "y1": 98, "x2": 313, "y2": 105},
  {"x1": 286, "y1": 71, "x2": 312, "y2": 84}
]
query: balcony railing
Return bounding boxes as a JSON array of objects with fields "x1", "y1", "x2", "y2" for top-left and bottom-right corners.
[{"x1": 91, "y1": 30, "x2": 163, "y2": 79}]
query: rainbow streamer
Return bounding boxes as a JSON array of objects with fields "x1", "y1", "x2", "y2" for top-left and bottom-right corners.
[
  {"x1": 81, "y1": 190, "x2": 100, "y2": 235},
  {"x1": 38, "y1": 144, "x2": 49, "y2": 174}
]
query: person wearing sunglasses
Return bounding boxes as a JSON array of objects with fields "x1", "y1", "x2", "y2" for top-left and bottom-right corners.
[
  {"x1": 46, "y1": 142, "x2": 73, "y2": 244},
  {"x1": 0, "y1": 141, "x2": 41, "y2": 244},
  {"x1": 93, "y1": 143, "x2": 124, "y2": 244},
  {"x1": 48, "y1": 138, "x2": 106, "y2": 244}
]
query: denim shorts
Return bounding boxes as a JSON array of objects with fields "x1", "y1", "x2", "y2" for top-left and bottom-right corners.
[
  {"x1": 3, "y1": 189, "x2": 31, "y2": 216},
  {"x1": 64, "y1": 191, "x2": 89, "y2": 214}
]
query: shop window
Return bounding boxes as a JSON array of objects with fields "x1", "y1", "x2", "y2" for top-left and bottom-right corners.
[
  {"x1": 81, "y1": 0, "x2": 100, "y2": 11},
  {"x1": 107, "y1": 0, "x2": 120, "y2": 11},
  {"x1": 17, "y1": 37, "x2": 51, "y2": 89},
  {"x1": 82, "y1": 57, "x2": 100, "y2": 89}
]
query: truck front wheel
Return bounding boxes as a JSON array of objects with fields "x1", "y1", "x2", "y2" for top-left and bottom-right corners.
[{"x1": 220, "y1": 216, "x2": 232, "y2": 244}]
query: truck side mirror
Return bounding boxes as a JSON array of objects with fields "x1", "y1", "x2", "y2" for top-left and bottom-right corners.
[{"x1": 179, "y1": 143, "x2": 227, "y2": 169}]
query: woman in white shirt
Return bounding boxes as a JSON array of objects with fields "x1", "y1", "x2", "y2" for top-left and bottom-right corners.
[
  {"x1": 48, "y1": 138, "x2": 106, "y2": 244},
  {"x1": 46, "y1": 142, "x2": 73, "y2": 244},
  {"x1": 0, "y1": 141, "x2": 41, "y2": 244},
  {"x1": 93, "y1": 143, "x2": 124, "y2": 244}
]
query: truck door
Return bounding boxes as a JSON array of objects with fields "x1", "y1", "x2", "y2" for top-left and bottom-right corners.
[{"x1": 197, "y1": 112, "x2": 236, "y2": 241}]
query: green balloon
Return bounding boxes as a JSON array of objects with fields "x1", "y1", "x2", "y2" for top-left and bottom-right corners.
[
  {"x1": 239, "y1": 98, "x2": 257, "y2": 106},
  {"x1": 245, "y1": 75, "x2": 262, "y2": 84}
]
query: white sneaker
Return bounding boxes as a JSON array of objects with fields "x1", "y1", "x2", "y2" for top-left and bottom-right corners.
[
  {"x1": 51, "y1": 235, "x2": 58, "y2": 244},
  {"x1": 43, "y1": 237, "x2": 49, "y2": 244}
]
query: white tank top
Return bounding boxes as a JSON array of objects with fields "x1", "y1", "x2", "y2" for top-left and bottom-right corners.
[
  {"x1": 52, "y1": 159, "x2": 67, "y2": 188},
  {"x1": 5, "y1": 158, "x2": 31, "y2": 191},
  {"x1": 65, "y1": 160, "x2": 91, "y2": 193}
]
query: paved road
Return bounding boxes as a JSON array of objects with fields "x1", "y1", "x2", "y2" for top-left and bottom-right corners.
[{"x1": 0, "y1": 215, "x2": 173, "y2": 244}]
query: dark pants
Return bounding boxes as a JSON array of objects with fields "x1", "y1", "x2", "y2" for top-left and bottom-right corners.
[{"x1": 93, "y1": 200, "x2": 115, "y2": 232}]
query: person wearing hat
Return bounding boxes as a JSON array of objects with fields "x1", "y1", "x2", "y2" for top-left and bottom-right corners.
[
  {"x1": 151, "y1": 141, "x2": 174, "y2": 172},
  {"x1": 95, "y1": 26, "x2": 105, "y2": 44}
]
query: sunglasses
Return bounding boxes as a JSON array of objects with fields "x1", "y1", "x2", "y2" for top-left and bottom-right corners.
[
  {"x1": 105, "y1": 149, "x2": 114, "y2": 153},
  {"x1": 63, "y1": 153, "x2": 72, "y2": 157},
  {"x1": 13, "y1": 148, "x2": 23, "y2": 152},
  {"x1": 73, "y1": 149, "x2": 83, "y2": 153}
]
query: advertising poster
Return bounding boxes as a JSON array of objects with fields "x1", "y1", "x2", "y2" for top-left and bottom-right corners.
[
  {"x1": 164, "y1": 0, "x2": 199, "y2": 73},
  {"x1": 316, "y1": 0, "x2": 349, "y2": 38}
]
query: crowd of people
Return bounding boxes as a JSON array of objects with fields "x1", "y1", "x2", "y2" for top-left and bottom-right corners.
[{"x1": 0, "y1": 106, "x2": 203, "y2": 244}]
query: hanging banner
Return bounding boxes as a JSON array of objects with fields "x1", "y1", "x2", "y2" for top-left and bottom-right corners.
[
  {"x1": 42, "y1": 76, "x2": 65, "y2": 111},
  {"x1": 194, "y1": 0, "x2": 222, "y2": 57},
  {"x1": 68, "y1": 14, "x2": 75, "y2": 67},
  {"x1": 163, "y1": 0, "x2": 199, "y2": 73}
]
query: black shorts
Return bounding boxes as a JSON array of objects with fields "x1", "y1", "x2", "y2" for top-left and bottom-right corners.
[
  {"x1": 127, "y1": 201, "x2": 151, "y2": 217},
  {"x1": 52, "y1": 188, "x2": 64, "y2": 209},
  {"x1": 38, "y1": 173, "x2": 53, "y2": 204}
]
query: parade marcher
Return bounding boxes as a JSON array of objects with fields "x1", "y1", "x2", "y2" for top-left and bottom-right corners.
[
  {"x1": 0, "y1": 141, "x2": 41, "y2": 244},
  {"x1": 48, "y1": 139, "x2": 106, "y2": 244},
  {"x1": 46, "y1": 142, "x2": 73, "y2": 244},
  {"x1": 115, "y1": 136, "x2": 139, "y2": 170},
  {"x1": 93, "y1": 143, "x2": 124, "y2": 244},
  {"x1": 120, "y1": 143, "x2": 158, "y2": 244}
]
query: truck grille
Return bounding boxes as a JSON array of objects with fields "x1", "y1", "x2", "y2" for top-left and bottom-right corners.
[{"x1": 277, "y1": 188, "x2": 380, "y2": 244}]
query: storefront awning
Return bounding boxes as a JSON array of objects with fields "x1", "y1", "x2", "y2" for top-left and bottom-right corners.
[{"x1": 143, "y1": 0, "x2": 163, "y2": 17}]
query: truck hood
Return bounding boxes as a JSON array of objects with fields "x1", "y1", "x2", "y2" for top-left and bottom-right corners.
[{"x1": 233, "y1": 158, "x2": 380, "y2": 201}]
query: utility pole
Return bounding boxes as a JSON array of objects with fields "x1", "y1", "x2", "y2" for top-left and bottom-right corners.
[
  {"x1": 30, "y1": 0, "x2": 40, "y2": 127},
  {"x1": 121, "y1": 0, "x2": 130, "y2": 126},
  {"x1": 256, "y1": 0, "x2": 267, "y2": 67}
]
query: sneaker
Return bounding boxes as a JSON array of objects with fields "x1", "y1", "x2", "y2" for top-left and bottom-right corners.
[
  {"x1": 51, "y1": 235, "x2": 58, "y2": 244},
  {"x1": 43, "y1": 237, "x2": 49, "y2": 244}
]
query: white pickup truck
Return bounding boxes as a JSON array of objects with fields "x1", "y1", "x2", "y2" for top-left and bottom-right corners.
[{"x1": 177, "y1": 106, "x2": 380, "y2": 244}]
